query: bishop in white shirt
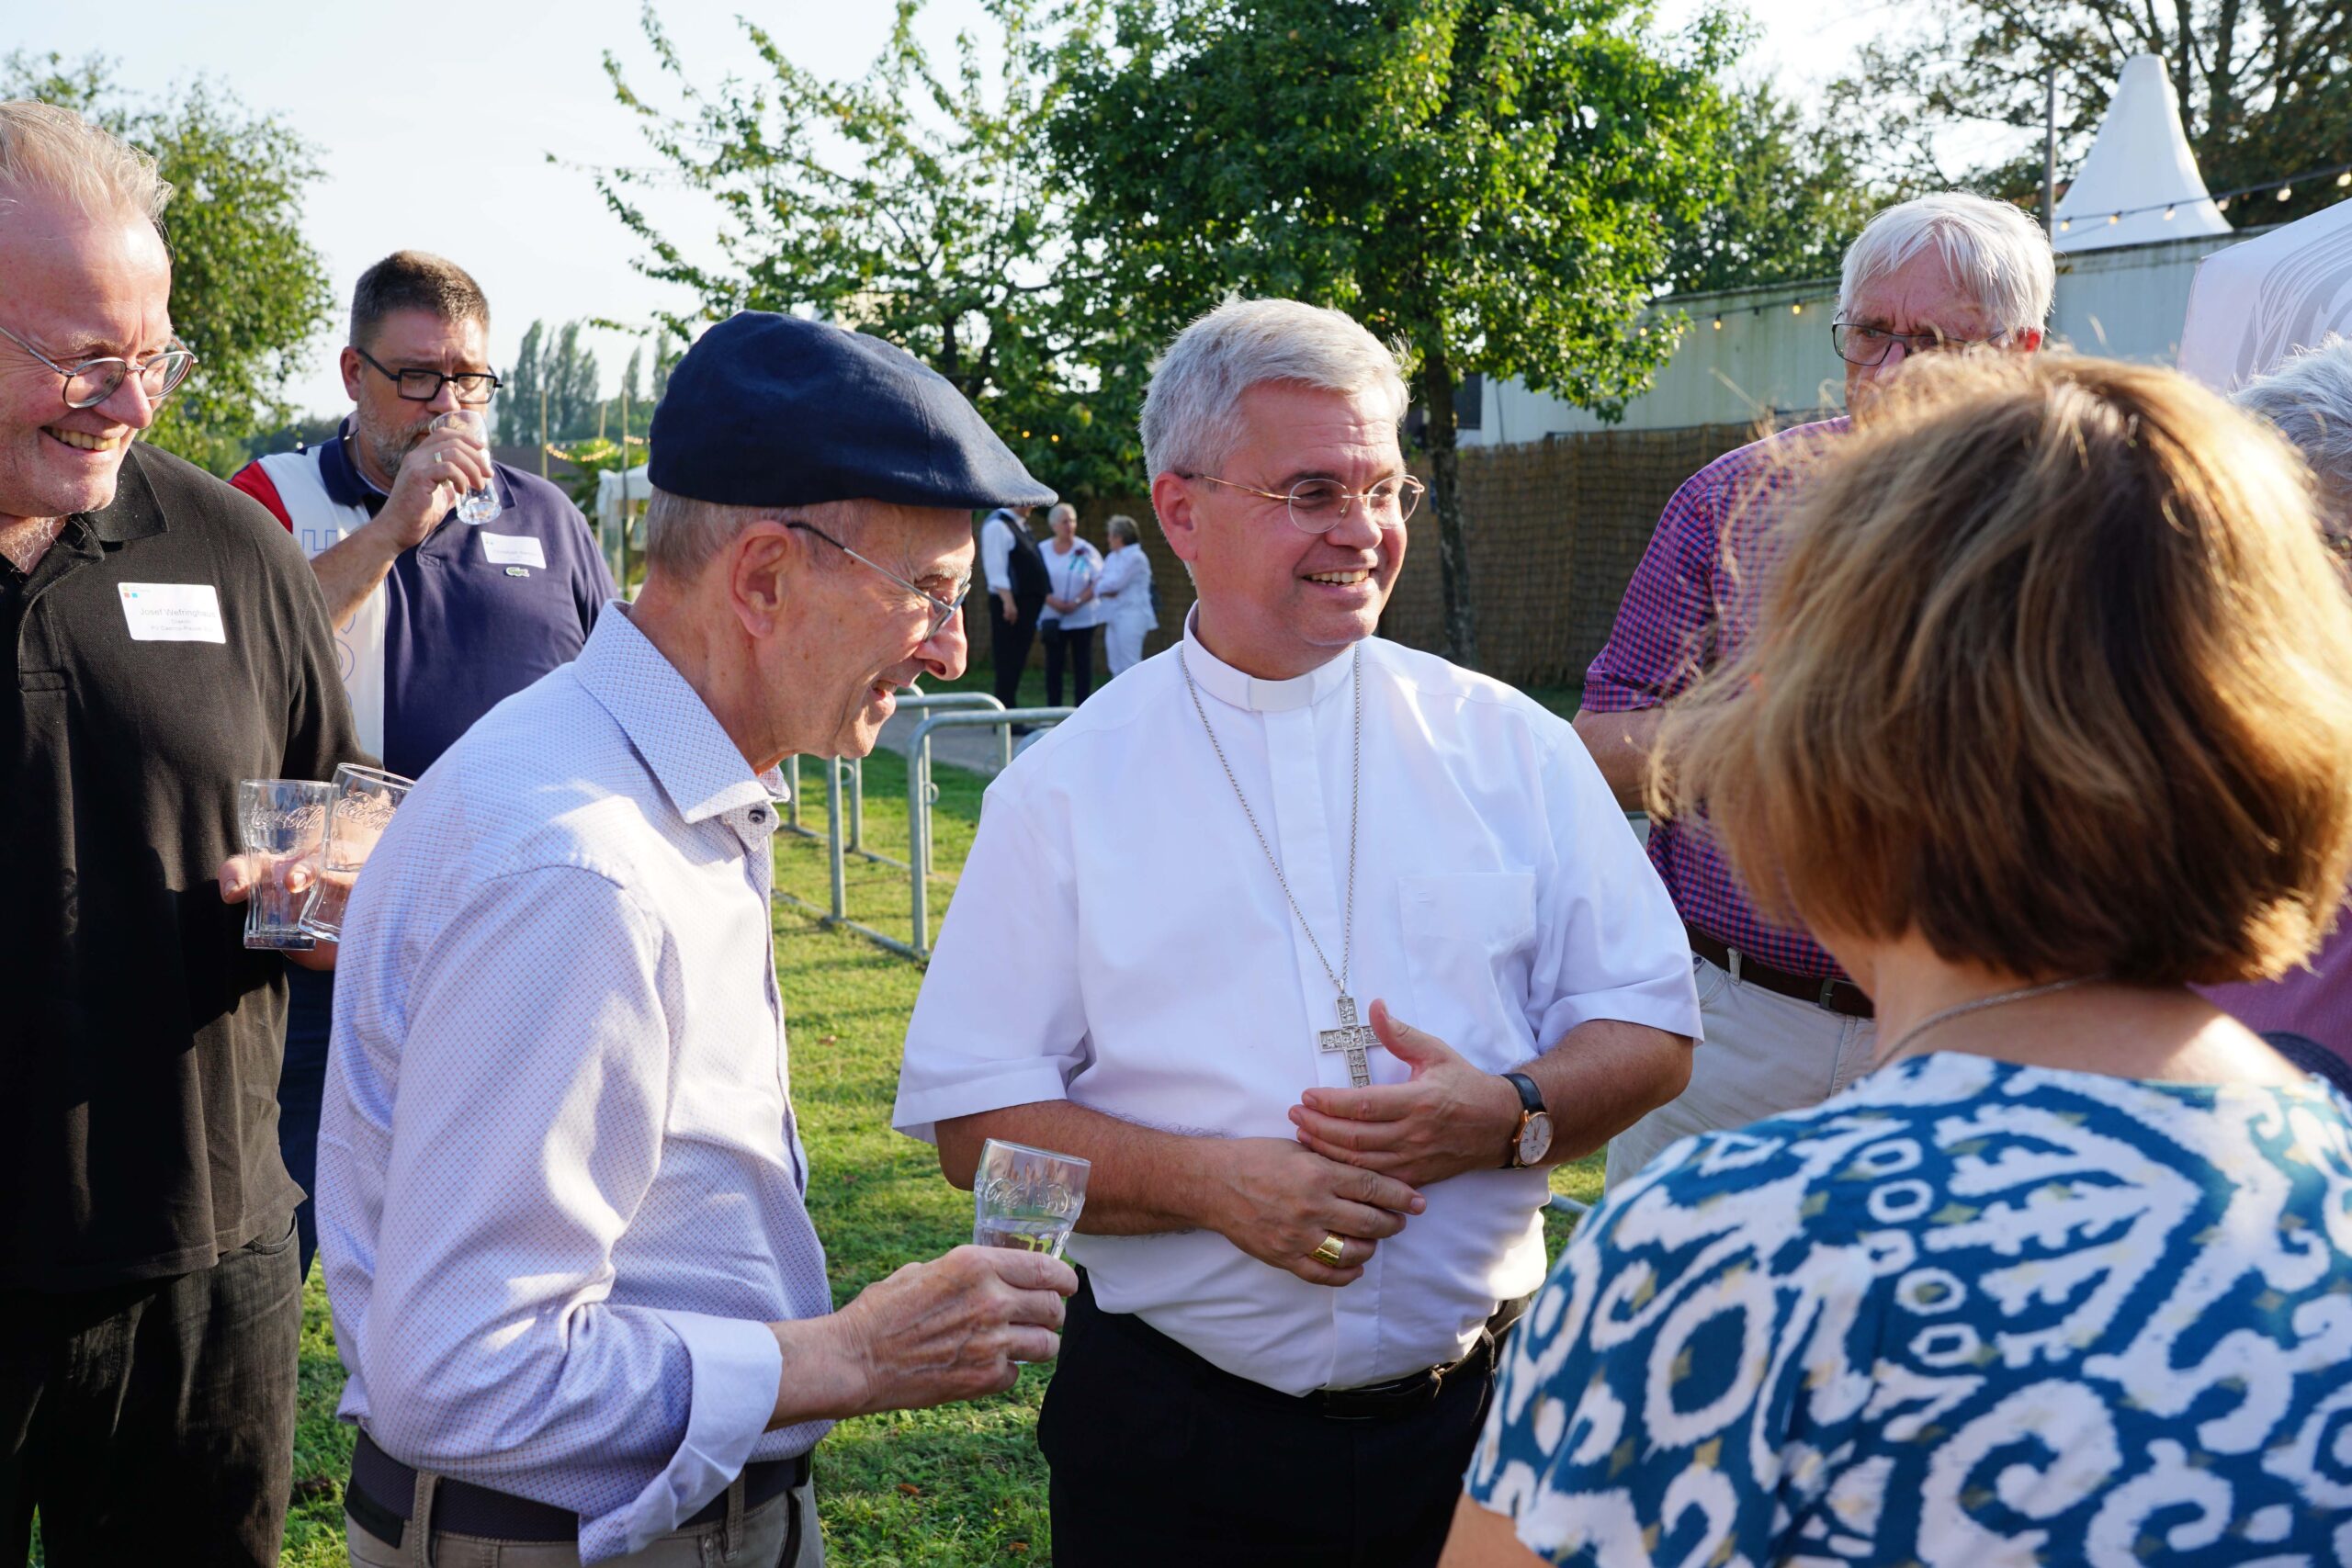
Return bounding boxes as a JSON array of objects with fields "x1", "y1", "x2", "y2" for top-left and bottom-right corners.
[{"x1": 893, "y1": 299, "x2": 1699, "y2": 1568}]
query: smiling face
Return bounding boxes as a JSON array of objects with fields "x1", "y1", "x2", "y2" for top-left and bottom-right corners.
[
  {"x1": 0, "y1": 190, "x2": 174, "y2": 524},
  {"x1": 342, "y1": 308, "x2": 493, "y2": 489},
  {"x1": 1152, "y1": 381, "x2": 1406, "y2": 680},
  {"x1": 769, "y1": 502, "x2": 977, "y2": 759},
  {"x1": 1842, "y1": 246, "x2": 2041, "y2": 410}
]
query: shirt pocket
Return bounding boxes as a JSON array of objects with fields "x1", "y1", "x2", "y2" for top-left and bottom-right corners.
[{"x1": 1396, "y1": 872, "x2": 1540, "y2": 1069}]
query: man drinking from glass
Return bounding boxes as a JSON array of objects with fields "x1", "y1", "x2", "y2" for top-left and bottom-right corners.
[{"x1": 229, "y1": 251, "x2": 614, "y2": 1282}]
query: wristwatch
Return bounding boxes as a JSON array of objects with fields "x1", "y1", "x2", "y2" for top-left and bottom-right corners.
[{"x1": 1501, "y1": 1072, "x2": 1553, "y2": 1168}]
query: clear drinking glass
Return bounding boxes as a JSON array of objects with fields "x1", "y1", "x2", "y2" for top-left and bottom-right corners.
[
  {"x1": 300, "y1": 763, "x2": 414, "y2": 941},
  {"x1": 430, "y1": 408, "x2": 502, "y2": 525},
  {"x1": 240, "y1": 779, "x2": 332, "y2": 949},
  {"x1": 973, "y1": 1139, "x2": 1091, "y2": 1257}
]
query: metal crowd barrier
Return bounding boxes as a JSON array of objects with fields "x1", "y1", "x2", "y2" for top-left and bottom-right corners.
[{"x1": 775, "y1": 696, "x2": 1075, "y2": 963}]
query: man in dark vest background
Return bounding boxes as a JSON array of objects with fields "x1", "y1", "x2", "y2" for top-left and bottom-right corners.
[{"x1": 978, "y1": 502, "x2": 1047, "y2": 715}]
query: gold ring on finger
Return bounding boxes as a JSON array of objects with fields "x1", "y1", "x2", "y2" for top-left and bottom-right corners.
[{"x1": 1311, "y1": 1234, "x2": 1346, "y2": 1268}]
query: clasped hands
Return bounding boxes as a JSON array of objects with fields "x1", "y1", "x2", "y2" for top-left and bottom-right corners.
[{"x1": 1214, "y1": 999, "x2": 1525, "y2": 1289}]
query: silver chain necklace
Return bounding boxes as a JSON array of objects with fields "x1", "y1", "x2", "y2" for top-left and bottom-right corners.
[
  {"x1": 1871, "y1": 975, "x2": 2103, "y2": 1071},
  {"x1": 1179, "y1": 643, "x2": 1380, "y2": 1087}
]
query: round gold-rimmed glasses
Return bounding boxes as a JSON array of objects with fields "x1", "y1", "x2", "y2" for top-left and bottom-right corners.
[{"x1": 1182, "y1": 471, "x2": 1426, "y2": 533}]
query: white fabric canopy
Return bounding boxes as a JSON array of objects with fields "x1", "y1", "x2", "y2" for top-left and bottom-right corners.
[
  {"x1": 2178, "y1": 199, "x2": 2352, "y2": 390},
  {"x1": 594, "y1": 464, "x2": 651, "y2": 536},
  {"x1": 2054, "y1": 54, "x2": 2230, "y2": 253}
]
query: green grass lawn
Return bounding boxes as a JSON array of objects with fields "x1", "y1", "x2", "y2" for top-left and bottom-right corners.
[{"x1": 245, "y1": 746, "x2": 1607, "y2": 1567}]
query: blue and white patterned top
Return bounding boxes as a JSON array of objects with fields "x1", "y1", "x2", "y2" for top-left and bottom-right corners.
[{"x1": 1468, "y1": 1051, "x2": 2352, "y2": 1565}]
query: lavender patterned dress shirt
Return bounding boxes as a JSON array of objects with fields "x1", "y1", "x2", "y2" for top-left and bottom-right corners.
[{"x1": 316, "y1": 604, "x2": 832, "y2": 1563}]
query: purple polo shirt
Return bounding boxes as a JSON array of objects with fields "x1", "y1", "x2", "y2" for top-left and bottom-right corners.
[
  {"x1": 1582, "y1": 419, "x2": 1849, "y2": 978},
  {"x1": 232, "y1": 425, "x2": 616, "y2": 780}
]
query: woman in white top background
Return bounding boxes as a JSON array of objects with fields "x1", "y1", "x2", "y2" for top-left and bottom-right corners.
[
  {"x1": 1037, "y1": 502, "x2": 1103, "y2": 705},
  {"x1": 1092, "y1": 513, "x2": 1159, "y2": 677}
]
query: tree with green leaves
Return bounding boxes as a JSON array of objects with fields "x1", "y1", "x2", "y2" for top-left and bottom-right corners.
[
  {"x1": 1838, "y1": 2, "x2": 2352, "y2": 224},
  {"x1": 4, "y1": 52, "x2": 333, "y2": 476},
  {"x1": 1055, "y1": 0, "x2": 1735, "y2": 667},
  {"x1": 589, "y1": 0, "x2": 1140, "y2": 499},
  {"x1": 1666, "y1": 79, "x2": 1884, "y2": 294}
]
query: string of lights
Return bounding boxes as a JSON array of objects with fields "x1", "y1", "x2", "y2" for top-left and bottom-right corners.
[
  {"x1": 2055, "y1": 158, "x2": 2352, "y2": 232},
  {"x1": 1679, "y1": 157, "x2": 2352, "y2": 330}
]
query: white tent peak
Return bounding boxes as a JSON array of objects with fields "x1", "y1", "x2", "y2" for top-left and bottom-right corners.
[{"x1": 2054, "y1": 54, "x2": 2231, "y2": 253}]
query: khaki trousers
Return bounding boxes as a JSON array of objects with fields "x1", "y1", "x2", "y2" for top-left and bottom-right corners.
[
  {"x1": 1605, "y1": 953, "x2": 1879, "y2": 1189},
  {"x1": 346, "y1": 1472, "x2": 820, "y2": 1568}
]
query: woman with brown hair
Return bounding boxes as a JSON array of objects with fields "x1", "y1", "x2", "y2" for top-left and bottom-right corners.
[{"x1": 1442, "y1": 354, "x2": 2352, "y2": 1566}]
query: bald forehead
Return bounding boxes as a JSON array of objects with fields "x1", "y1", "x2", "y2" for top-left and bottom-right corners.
[{"x1": 0, "y1": 192, "x2": 173, "y2": 355}]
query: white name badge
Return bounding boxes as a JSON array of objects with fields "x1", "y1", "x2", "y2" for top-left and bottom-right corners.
[
  {"x1": 480, "y1": 533, "x2": 547, "y2": 570},
  {"x1": 118, "y1": 582, "x2": 227, "y2": 643}
]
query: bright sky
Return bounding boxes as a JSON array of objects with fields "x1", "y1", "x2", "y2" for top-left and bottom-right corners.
[{"x1": 7, "y1": 0, "x2": 2009, "y2": 420}]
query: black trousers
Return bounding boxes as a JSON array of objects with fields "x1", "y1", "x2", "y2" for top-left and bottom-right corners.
[
  {"x1": 279, "y1": 964, "x2": 337, "y2": 1280},
  {"x1": 1040, "y1": 621, "x2": 1097, "y2": 705},
  {"x1": 990, "y1": 595, "x2": 1042, "y2": 710},
  {"x1": 0, "y1": 1219, "x2": 302, "y2": 1567},
  {"x1": 1038, "y1": 1277, "x2": 1497, "y2": 1568}
]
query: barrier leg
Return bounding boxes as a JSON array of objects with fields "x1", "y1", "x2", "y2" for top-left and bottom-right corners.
[{"x1": 826, "y1": 760, "x2": 847, "y2": 921}]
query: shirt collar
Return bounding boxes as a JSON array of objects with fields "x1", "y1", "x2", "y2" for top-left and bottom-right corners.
[
  {"x1": 573, "y1": 603, "x2": 784, "y2": 830},
  {"x1": 80, "y1": 444, "x2": 168, "y2": 544},
  {"x1": 1180, "y1": 604, "x2": 1356, "y2": 714}
]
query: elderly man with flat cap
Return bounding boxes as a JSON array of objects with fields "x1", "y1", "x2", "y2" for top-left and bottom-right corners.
[{"x1": 314, "y1": 311, "x2": 1076, "y2": 1568}]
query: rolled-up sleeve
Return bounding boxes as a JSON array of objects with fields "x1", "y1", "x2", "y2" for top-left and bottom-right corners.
[
  {"x1": 359, "y1": 865, "x2": 783, "y2": 1562},
  {"x1": 1580, "y1": 468, "x2": 1724, "y2": 714},
  {"x1": 894, "y1": 775, "x2": 1091, "y2": 1143},
  {"x1": 1528, "y1": 728, "x2": 1702, "y2": 1045},
  {"x1": 979, "y1": 518, "x2": 1013, "y2": 597}
]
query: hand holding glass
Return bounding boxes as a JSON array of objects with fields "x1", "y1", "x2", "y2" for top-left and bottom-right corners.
[
  {"x1": 973, "y1": 1140, "x2": 1090, "y2": 1258},
  {"x1": 239, "y1": 779, "x2": 332, "y2": 950},
  {"x1": 429, "y1": 408, "x2": 501, "y2": 525},
  {"x1": 300, "y1": 764, "x2": 414, "y2": 941}
]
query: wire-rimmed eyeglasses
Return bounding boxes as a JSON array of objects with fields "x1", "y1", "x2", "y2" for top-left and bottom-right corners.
[
  {"x1": 0, "y1": 321, "x2": 197, "y2": 411},
  {"x1": 1830, "y1": 321, "x2": 2011, "y2": 367},
  {"x1": 785, "y1": 519, "x2": 967, "y2": 641},
  {"x1": 1180, "y1": 471, "x2": 1425, "y2": 533},
  {"x1": 354, "y1": 347, "x2": 502, "y2": 405}
]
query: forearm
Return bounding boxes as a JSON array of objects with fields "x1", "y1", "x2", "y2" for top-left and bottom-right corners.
[
  {"x1": 1515, "y1": 1017, "x2": 1692, "y2": 1164},
  {"x1": 1571, "y1": 707, "x2": 1664, "y2": 812},
  {"x1": 309, "y1": 523, "x2": 404, "y2": 625},
  {"x1": 937, "y1": 1102, "x2": 1221, "y2": 1235}
]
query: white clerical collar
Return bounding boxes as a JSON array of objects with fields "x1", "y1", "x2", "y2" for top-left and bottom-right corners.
[{"x1": 1181, "y1": 605, "x2": 1358, "y2": 713}]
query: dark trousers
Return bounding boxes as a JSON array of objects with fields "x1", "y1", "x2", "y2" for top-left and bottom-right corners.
[
  {"x1": 279, "y1": 964, "x2": 336, "y2": 1282},
  {"x1": 1038, "y1": 1277, "x2": 1497, "y2": 1568},
  {"x1": 0, "y1": 1221, "x2": 302, "y2": 1567},
  {"x1": 1040, "y1": 621, "x2": 1096, "y2": 705},
  {"x1": 990, "y1": 595, "x2": 1042, "y2": 710}
]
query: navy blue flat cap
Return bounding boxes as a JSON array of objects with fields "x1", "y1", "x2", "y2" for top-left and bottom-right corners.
[{"x1": 649, "y1": 311, "x2": 1056, "y2": 512}]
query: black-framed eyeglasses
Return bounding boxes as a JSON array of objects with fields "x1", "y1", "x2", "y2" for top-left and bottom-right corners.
[
  {"x1": 785, "y1": 520, "x2": 968, "y2": 641},
  {"x1": 354, "y1": 346, "x2": 501, "y2": 405},
  {"x1": 1830, "y1": 321, "x2": 2010, "y2": 367},
  {"x1": 1180, "y1": 471, "x2": 1425, "y2": 533},
  {"x1": 0, "y1": 321, "x2": 197, "y2": 410}
]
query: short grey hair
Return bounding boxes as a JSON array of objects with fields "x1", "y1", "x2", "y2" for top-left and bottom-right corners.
[
  {"x1": 0, "y1": 100, "x2": 171, "y2": 228},
  {"x1": 1106, "y1": 513, "x2": 1140, "y2": 545},
  {"x1": 1047, "y1": 502, "x2": 1078, "y2": 529},
  {"x1": 1839, "y1": 192, "x2": 2055, "y2": 339},
  {"x1": 1141, "y1": 298, "x2": 1410, "y2": 481},
  {"x1": 2235, "y1": 335, "x2": 2352, "y2": 526},
  {"x1": 642, "y1": 488, "x2": 863, "y2": 578}
]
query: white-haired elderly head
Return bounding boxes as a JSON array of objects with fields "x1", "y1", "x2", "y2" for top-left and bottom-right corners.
[
  {"x1": 0, "y1": 100, "x2": 178, "y2": 526},
  {"x1": 1836, "y1": 192, "x2": 2054, "y2": 408},
  {"x1": 2235, "y1": 335, "x2": 2352, "y2": 547},
  {"x1": 1144, "y1": 298, "x2": 1417, "y2": 680}
]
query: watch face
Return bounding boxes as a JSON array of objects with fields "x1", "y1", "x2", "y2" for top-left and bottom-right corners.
[{"x1": 1517, "y1": 1112, "x2": 1554, "y2": 1166}]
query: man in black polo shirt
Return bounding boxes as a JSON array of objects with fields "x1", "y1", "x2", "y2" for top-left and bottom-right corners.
[
  {"x1": 231, "y1": 251, "x2": 615, "y2": 1280},
  {"x1": 0, "y1": 102, "x2": 363, "y2": 1566}
]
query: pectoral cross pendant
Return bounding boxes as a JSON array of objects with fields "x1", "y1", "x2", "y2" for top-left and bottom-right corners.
[{"x1": 1317, "y1": 993, "x2": 1378, "y2": 1089}]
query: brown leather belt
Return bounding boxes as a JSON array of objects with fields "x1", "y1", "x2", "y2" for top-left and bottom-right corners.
[
  {"x1": 1687, "y1": 924, "x2": 1874, "y2": 1020},
  {"x1": 345, "y1": 1427, "x2": 808, "y2": 1548}
]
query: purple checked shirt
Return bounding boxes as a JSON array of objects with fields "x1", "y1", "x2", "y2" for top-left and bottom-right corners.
[{"x1": 1582, "y1": 419, "x2": 1850, "y2": 978}]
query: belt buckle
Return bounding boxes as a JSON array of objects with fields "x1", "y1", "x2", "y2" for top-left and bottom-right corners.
[{"x1": 1818, "y1": 977, "x2": 1839, "y2": 1010}]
